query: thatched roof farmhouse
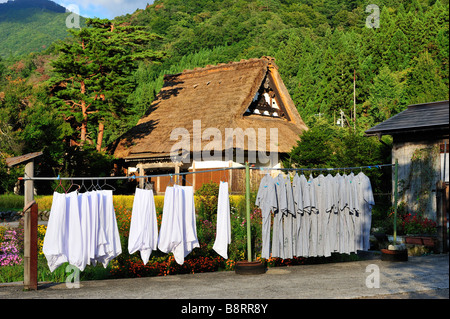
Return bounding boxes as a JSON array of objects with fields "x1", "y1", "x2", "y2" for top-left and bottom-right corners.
[{"x1": 113, "y1": 56, "x2": 308, "y2": 192}]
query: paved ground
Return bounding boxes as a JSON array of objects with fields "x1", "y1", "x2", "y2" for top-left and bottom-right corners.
[{"x1": 1, "y1": 253, "x2": 448, "y2": 302}]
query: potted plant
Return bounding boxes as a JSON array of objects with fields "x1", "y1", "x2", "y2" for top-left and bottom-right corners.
[
  {"x1": 402, "y1": 213, "x2": 438, "y2": 249},
  {"x1": 379, "y1": 206, "x2": 408, "y2": 262}
]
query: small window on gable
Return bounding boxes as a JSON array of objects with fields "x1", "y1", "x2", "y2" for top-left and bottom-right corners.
[{"x1": 245, "y1": 76, "x2": 290, "y2": 121}]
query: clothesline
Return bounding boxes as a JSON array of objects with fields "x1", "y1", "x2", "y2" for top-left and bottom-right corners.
[
  {"x1": 20, "y1": 163, "x2": 395, "y2": 181},
  {"x1": 20, "y1": 166, "x2": 242, "y2": 181},
  {"x1": 250, "y1": 163, "x2": 395, "y2": 172}
]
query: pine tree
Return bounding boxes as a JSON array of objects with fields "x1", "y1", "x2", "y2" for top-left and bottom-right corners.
[
  {"x1": 368, "y1": 65, "x2": 407, "y2": 124},
  {"x1": 49, "y1": 18, "x2": 165, "y2": 151},
  {"x1": 406, "y1": 51, "x2": 449, "y2": 105},
  {"x1": 383, "y1": 29, "x2": 410, "y2": 71}
]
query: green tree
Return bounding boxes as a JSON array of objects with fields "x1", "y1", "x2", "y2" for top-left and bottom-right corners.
[
  {"x1": 285, "y1": 118, "x2": 342, "y2": 168},
  {"x1": 406, "y1": 51, "x2": 449, "y2": 105},
  {"x1": 0, "y1": 57, "x2": 5, "y2": 80},
  {"x1": 368, "y1": 65, "x2": 407, "y2": 124},
  {"x1": 383, "y1": 29, "x2": 410, "y2": 71},
  {"x1": 49, "y1": 18, "x2": 165, "y2": 151}
]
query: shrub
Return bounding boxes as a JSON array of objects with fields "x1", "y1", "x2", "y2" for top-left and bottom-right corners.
[
  {"x1": 195, "y1": 182, "x2": 219, "y2": 221},
  {"x1": 402, "y1": 213, "x2": 437, "y2": 235},
  {"x1": 35, "y1": 195, "x2": 53, "y2": 211}
]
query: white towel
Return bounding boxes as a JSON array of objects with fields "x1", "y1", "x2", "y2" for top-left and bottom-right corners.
[
  {"x1": 172, "y1": 185, "x2": 199, "y2": 265},
  {"x1": 128, "y1": 188, "x2": 159, "y2": 264},
  {"x1": 96, "y1": 190, "x2": 122, "y2": 268},
  {"x1": 78, "y1": 192, "x2": 90, "y2": 271},
  {"x1": 213, "y1": 182, "x2": 231, "y2": 259},
  {"x1": 43, "y1": 192, "x2": 68, "y2": 272},
  {"x1": 66, "y1": 191, "x2": 84, "y2": 271},
  {"x1": 158, "y1": 185, "x2": 199, "y2": 265},
  {"x1": 158, "y1": 186, "x2": 182, "y2": 254}
]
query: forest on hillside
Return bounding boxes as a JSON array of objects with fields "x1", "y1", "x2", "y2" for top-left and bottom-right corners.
[
  {"x1": 0, "y1": 0, "x2": 449, "y2": 194},
  {"x1": 0, "y1": 0, "x2": 80, "y2": 58}
]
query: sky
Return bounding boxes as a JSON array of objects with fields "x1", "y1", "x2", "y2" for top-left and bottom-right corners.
[{"x1": 0, "y1": 0, "x2": 154, "y2": 19}]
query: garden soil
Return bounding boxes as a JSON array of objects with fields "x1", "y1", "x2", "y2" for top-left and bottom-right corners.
[{"x1": 0, "y1": 253, "x2": 448, "y2": 301}]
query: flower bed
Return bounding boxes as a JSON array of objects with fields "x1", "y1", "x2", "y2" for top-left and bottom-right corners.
[{"x1": 0, "y1": 228, "x2": 22, "y2": 267}]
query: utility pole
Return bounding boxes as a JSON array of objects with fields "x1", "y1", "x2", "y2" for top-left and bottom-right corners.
[{"x1": 353, "y1": 69, "x2": 356, "y2": 131}]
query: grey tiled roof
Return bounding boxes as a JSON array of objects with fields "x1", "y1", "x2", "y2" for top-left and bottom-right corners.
[{"x1": 365, "y1": 100, "x2": 449, "y2": 136}]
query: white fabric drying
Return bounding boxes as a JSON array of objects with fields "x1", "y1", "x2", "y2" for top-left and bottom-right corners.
[
  {"x1": 43, "y1": 189, "x2": 121, "y2": 273},
  {"x1": 43, "y1": 192, "x2": 68, "y2": 272},
  {"x1": 158, "y1": 185, "x2": 199, "y2": 265},
  {"x1": 128, "y1": 188, "x2": 159, "y2": 265},
  {"x1": 213, "y1": 181, "x2": 231, "y2": 259}
]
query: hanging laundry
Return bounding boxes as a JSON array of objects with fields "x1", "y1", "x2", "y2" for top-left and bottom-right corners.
[
  {"x1": 158, "y1": 186, "x2": 181, "y2": 255},
  {"x1": 87, "y1": 190, "x2": 108, "y2": 266},
  {"x1": 325, "y1": 174, "x2": 338, "y2": 255},
  {"x1": 272, "y1": 173, "x2": 287, "y2": 259},
  {"x1": 292, "y1": 173, "x2": 304, "y2": 257},
  {"x1": 213, "y1": 181, "x2": 231, "y2": 259},
  {"x1": 158, "y1": 185, "x2": 199, "y2": 265},
  {"x1": 78, "y1": 191, "x2": 90, "y2": 271},
  {"x1": 43, "y1": 189, "x2": 122, "y2": 273},
  {"x1": 354, "y1": 172, "x2": 375, "y2": 251},
  {"x1": 313, "y1": 174, "x2": 333, "y2": 258},
  {"x1": 173, "y1": 185, "x2": 200, "y2": 264},
  {"x1": 96, "y1": 190, "x2": 122, "y2": 268},
  {"x1": 283, "y1": 175, "x2": 295, "y2": 259},
  {"x1": 335, "y1": 173, "x2": 347, "y2": 254},
  {"x1": 255, "y1": 174, "x2": 277, "y2": 259},
  {"x1": 128, "y1": 188, "x2": 159, "y2": 265},
  {"x1": 255, "y1": 169, "x2": 375, "y2": 261},
  {"x1": 43, "y1": 192, "x2": 69, "y2": 272}
]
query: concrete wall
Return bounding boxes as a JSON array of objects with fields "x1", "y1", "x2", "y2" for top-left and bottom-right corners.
[{"x1": 393, "y1": 136, "x2": 444, "y2": 221}]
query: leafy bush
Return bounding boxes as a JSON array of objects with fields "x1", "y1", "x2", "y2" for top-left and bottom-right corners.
[
  {"x1": 195, "y1": 182, "x2": 219, "y2": 221},
  {"x1": 401, "y1": 213, "x2": 437, "y2": 235}
]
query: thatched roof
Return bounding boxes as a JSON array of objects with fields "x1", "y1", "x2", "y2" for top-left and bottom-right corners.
[{"x1": 113, "y1": 56, "x2": 308, "y2": 161}]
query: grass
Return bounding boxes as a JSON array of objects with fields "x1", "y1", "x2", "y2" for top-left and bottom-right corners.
[
  {"x1": 0, "y1": 194, "x2": 24, "y2": 211},
  {"x1": 0, "y1": 257, "x2": 114, "y2": 283}
]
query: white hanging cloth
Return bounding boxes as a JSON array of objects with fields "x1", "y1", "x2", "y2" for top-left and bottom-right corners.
[
  {"x1": 128, "y1": 188, "x2": 159, "y2": 264},
  {"x1": 43, "y1": 192, "x2": 69, "y2": 272},
  {"x1": 213, "y1": 181, "x2": 231, "y2": 259},
  {"x1": 43, "y1": 189, "x2": 121, "y2": 272},
  {"x1": 158, "y1": 185, "x2": 199, "y2": 265}
]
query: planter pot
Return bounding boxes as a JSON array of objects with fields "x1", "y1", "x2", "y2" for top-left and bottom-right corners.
[
  {"x1": 387, "y1": 235, "x2": 405, "y2": 244},
  {"x1": 405, "y1": 236, "x2": 437, "y2": 247},
  {"x1": 381, "y1": 249, "x2": 408, "y2": 262},
  {"x1": 235, "y1": 261, "x2": 266, "y2": 275}
]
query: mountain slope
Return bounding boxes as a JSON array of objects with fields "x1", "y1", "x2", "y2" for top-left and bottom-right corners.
[{"x1": 0, "y1": 0, "x2": 85, "y2": 58}]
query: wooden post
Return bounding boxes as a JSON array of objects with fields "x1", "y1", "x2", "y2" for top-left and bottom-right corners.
[
  {"x1": 175, "y1": 162, "x2": 180, "y2": 185},
  {"x1": 192, "y1": 161, "x2": 196, "y2": 191},
  {"x1": 23, "y1": 160, "x2": 38, "y2": 291},
  {"x1": 436, "y1": 180, "x2": 448, "y2": 253},
  {"x1": 137, "y1": 163, "x2": 144, "y2": 189}
]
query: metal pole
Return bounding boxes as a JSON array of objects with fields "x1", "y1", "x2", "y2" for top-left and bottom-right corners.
[
  {"x1": 393, "y1": 158, "x2": 399, "y2": 244},
  {"x1": 245, "y1": 162, "x2": 252, "y2": 262}
]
